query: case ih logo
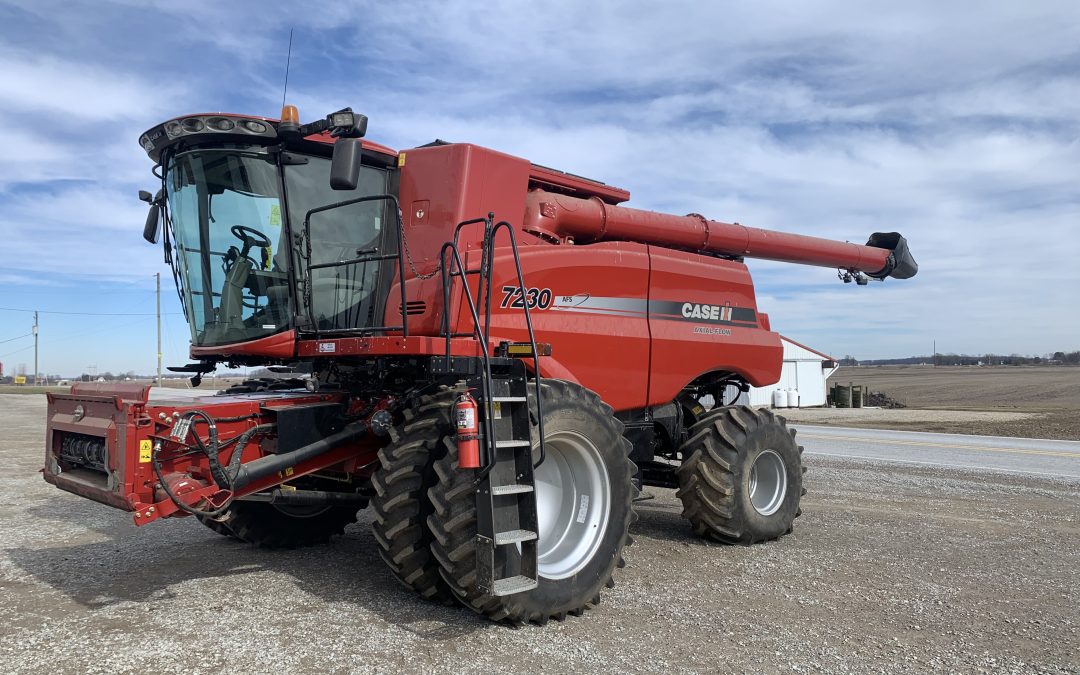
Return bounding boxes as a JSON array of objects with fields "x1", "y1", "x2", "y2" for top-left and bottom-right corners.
[{"x1": 681, "y1": 303, "x2": 733, "y2": 322}]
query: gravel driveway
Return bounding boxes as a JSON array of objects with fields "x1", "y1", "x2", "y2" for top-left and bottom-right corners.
[{"x1": 1, "y1": 394, "x2": 1077, "y2": 674}]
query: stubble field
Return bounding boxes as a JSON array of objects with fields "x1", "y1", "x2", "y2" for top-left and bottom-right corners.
[{"x1": 786, "y1": 366, "x2": 1080, "y2": 440}]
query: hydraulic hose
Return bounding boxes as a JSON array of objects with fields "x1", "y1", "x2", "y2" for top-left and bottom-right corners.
[{"x1": 231, "y1": 422, "x2": 368, "y2": 491}]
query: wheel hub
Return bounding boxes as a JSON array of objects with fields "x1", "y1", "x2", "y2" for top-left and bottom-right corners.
[
  {"x1": 748, "y1": 449, "x2": 788, "y2": 516},
  {"x1": 532, "y1": 430, "x2": 611, "y2": 580}
]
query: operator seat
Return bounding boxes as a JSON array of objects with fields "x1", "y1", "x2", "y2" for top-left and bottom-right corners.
[
  {"x1": 309, "y1": 252, "x2": 380, "y2": 331},
  {"x1": 263, "y1": 245, "x2": 291, "y2": 312},
  {"x1": 204, "y1": 254, "x2": 253, "y2": 344}
]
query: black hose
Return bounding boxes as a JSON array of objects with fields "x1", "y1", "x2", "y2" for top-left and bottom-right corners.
[
  {"x1": 152, "y1": 412, "x2": 271, "y2": 518},
  {"x1": 231, "y1": 423, "x2": 368, "y2": 491},
  {"x1": 151, "y1": 440, "x2": 232, "y2": 519},
  {"x1": 269, "y1": 489, "x2": 368, "y2": 507},
  {"x1": 153, "y1": 412, "x2": 363, "y2": 516},
  {"x1": 226, "y1": 424, "x2": 276, "y2": 484}
]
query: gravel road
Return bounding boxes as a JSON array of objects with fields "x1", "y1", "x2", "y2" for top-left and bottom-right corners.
[{"x1": 1, "y1": 394, "x2": 1078, "y2": 674}]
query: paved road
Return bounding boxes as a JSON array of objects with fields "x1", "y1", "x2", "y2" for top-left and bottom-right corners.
[{"x1": 792, "y1": 424, "x2": 1080, "y2": 480}]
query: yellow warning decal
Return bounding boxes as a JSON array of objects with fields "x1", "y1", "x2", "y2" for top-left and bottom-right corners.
[
  {"x1": 269, "y1": 204, "x2": 281, "y2": 226},
  {"x1": 139, "y1": 440, "x2": 152, "y2": 463},
  {"x1": 397, "y1": 152, "x2": 406, "y2": 167}
]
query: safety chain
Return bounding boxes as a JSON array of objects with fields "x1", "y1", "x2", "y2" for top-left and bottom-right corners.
[{"x1": 397, "y1": 207, "x2": 442, "y2": 280}]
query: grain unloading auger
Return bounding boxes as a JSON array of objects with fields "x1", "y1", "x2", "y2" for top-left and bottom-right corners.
[
  {"x1": 521, "y1": 189, "x2": 917, "y2": 282},
  {"x1": 43, "y1": 104, "x2": 916, "y2": 624}
]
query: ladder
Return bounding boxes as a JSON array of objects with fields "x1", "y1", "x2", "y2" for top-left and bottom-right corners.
[
  {"x1": 474, "y1": 358, "x2": 538, "y2": 595},
  {"x1": 436, "y1": 213, "x2": 547, "y2": 596}
]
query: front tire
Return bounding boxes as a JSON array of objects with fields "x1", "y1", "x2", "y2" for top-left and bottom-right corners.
[
  {"x1": 675, "y1": 406, "x2": 804, "y2": 544},
  {"x1": 196, "y1": 514, "x2": 237, "y2": 538},
  {"x1": 426, "y1": 380, "x2": 637, "y2": 624},
  {"x1": 222, "y1": 500, "x2": 363, "y2": 549},
  {"x1": 369, "y1": 387, "x2": 457, "y2": 604}
]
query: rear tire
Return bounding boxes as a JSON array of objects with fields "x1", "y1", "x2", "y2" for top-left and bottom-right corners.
[
  {"x1": 370, "y1": 387, "x2": 457, "y2": 604},
  {"x1": 675, "y1": 406, "x2": 804, "y2": 544},
  {"x1": 426, "y1": 380, "x2": 637, "y2": 624}
]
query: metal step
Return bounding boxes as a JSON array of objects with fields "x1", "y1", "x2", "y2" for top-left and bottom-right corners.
[
  {"x1": 490, "y1": 484, "x2": 534, "y2": 496},
  {"x1": 495, "y1": 529, "x2": 537, "y2": 545},
  {"x1": 471, "y1": 357, "x2": 538, "y2": 598},
  {"x1": 495, "y1": 439, "x2": 531, "y2": 449},
  {"x1": 492, "y1": 575, "x2": 539, "y2": 596}
]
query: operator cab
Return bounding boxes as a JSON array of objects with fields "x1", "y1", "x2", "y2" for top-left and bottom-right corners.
[{"x1": 138, "y1": 108, "x2": 399, "y2": 352}]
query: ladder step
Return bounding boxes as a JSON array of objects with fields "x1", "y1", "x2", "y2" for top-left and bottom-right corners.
[
  {"x1": 495, "y1": 529, "x2": 537, "y2": 545},
  {"x1": 490, "y1": 396, "x2": 527, "y2": 403},
  {"x1": 495, "y1": 439, "x2": 531, "y2": 449},
  {"x1": 491, "y1": 484, "x2": 534, "y2": 496},
  {"x1": 492, "y1": 575, "x2": 538, "y2": 596}
]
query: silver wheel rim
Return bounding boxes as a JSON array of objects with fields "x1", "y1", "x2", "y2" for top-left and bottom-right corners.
[
  {"x1": 533, "y1": 430, "x2": 611, "y2": 580},
  {"x1": 748, "y1": 449, "x2": 788, "y2": 516}
]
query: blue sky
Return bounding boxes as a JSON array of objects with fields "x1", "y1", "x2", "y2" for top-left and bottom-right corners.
[{"x1": 1, "y1": 1, "x2": 1078, "y2": 377}]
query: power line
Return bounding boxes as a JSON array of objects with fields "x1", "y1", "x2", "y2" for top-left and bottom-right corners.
[
  {"x1": 0, "y1": 333, "x2": 32, "y2": 344},
  {"x1": 0, "y1": 344, "x2": 34, "y2": 359},
  {"x1": 0, "y1": 306, "x2": 182, "y2": 316},
  {"x1": 2, "y1": 268, "x2": 167, "y2": 280},
  {"x1": 5, "y1": 288, "x2": 158, "y2": 295},
  {"x1": 0, "y1": 316, "x2": 155, "y2": 361}
]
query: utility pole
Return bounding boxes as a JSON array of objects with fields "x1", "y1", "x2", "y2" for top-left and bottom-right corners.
[
  {"x1": 33, "y1": 311, "x2": 39, "y2": 385},
  {"x1": 156, "y1": 272, "x2": 162, "y2": 386},
  {"x1": 933, "y1": 339, "x2": 936, "y2": 368}
]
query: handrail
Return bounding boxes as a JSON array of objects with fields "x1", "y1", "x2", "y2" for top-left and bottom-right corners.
[
  {"x1": 301, "y1": 194, "x2": 409, "y2": 339},
  {"x1": 490, "y1": 220, "x2": 546, "y2": 469},
  {"x1": 443, "y1": 213, "x2": 547, "y2": 471},
  {"x1": 438, "y1": 240, "x2": 499, "y2": 480}
]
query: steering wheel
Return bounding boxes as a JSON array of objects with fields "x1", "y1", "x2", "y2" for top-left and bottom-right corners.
[
  {"x1": 231, "y1": 225, "x2": 272, "y2": 250},
  {"x1": 223, "y1": 227, "x2": 273, "y2": 312}
]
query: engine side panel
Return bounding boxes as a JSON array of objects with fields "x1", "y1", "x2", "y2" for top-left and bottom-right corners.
[{"x1": 646, "y1": 248, "x2": 783, "y2": 406}]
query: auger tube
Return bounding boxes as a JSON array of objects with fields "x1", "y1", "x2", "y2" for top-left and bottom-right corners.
[{"x1": 522, "y1": 190, "x2": 917, "y2": 279}]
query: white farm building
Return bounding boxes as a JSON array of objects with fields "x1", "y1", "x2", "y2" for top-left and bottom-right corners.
[{"x1": 735, "y1": 335, "x2": 838, "y2": 408}]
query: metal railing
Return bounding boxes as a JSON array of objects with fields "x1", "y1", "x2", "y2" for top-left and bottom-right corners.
[
  {"x1": 440, "y1": 213, "x2": 547, "y2": 472},
  {"x1": 300, "y1": 194, "x2": 409, "y2": 338}
]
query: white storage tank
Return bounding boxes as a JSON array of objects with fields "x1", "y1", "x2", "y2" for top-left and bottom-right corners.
[
  {"x1": 772, "y1": 389, "x2": 789, "y2": 408},
  {"x1": 788, "y1": 388, "x2": 801, "y2": 408}
]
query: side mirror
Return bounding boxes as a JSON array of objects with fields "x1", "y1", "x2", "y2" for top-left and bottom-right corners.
[
  {"x1": 330, "y1": 138, "x2": 362, "y2": 190},
  {"x1": 143, "y1": 204, "x2": 161, "y2": 243}
]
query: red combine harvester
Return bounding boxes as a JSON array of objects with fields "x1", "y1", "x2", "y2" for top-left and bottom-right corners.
[{"x1": 43, "y1": 105, "x2": 916, "y2": 624}]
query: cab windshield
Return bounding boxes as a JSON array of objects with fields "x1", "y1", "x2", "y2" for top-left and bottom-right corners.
[
  {"x1": 165, "y1": 146, "x2": 391, "y2": 347},
  {"x1": 167, "y1": 148, "x2": 289, "y2": 346}
]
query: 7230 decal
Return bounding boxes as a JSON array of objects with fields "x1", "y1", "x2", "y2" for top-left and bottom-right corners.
[{"x1": 500, "y1": 286, "x2": 554, "y2": 310}]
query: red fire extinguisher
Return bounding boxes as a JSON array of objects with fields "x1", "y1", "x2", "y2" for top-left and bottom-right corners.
[{"x1": 454, "y1": 391, "x2": 481, "y2": 469}]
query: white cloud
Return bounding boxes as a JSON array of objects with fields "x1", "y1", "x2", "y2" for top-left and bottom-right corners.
[
  {"x1": 0, "y1": 52, "x2": 176, "y2": 122},
  {"x1": 1, "y1": 0, "x2": 1078, "y2": 369},
  {"x1": 0, "y1": 184, "x2": 159, "y2": 280}
]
